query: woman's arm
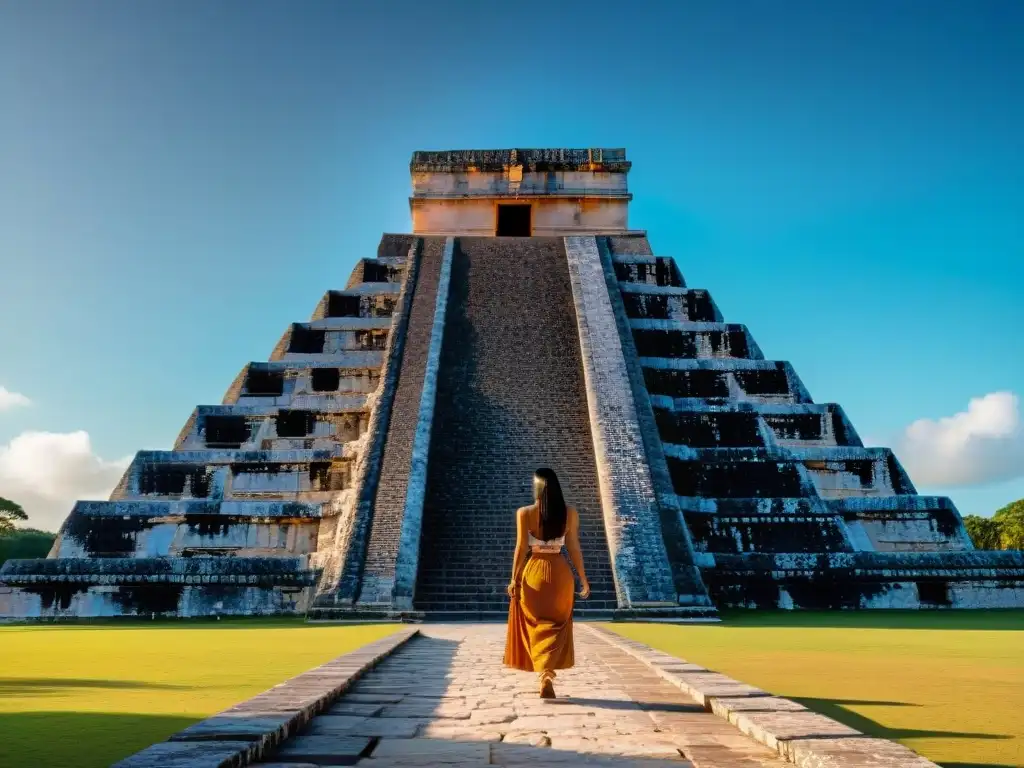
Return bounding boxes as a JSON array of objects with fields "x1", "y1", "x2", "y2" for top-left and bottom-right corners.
[
  {"x1": 564, "y1": 508, "x2": 591, "y2": 599},
  {"x1": 507, "y1": 507, "x2": 530, "y2": 598}
]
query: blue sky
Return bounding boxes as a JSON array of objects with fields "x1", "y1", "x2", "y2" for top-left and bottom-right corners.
[{"x1": 1, "y1": 0, "x2": 1022, "y2": 529}]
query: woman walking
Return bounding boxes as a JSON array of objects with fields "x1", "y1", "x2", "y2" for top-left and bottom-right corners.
[{"x1": 503, "y1": 468, "x2": 590, "y2": 698}]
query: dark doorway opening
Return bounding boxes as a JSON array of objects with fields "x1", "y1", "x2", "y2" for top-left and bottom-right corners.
[
  {"x1": 496, "y1": 204, "x2": 531, "y2": 236},
  {"x1": 917, "y1": 580, "x2": 951, "y2": 606}
]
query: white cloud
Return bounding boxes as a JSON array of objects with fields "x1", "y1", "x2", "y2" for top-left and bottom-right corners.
[
  {"x1": 0, "y1": 386, "x2": 31, "y2": 412},
  {"x1": 895, "y1": 391, "x2": 1024, "y2": 488},
  {"x1": 0, "y1": 431, "x2": 132, "y2": 531}
]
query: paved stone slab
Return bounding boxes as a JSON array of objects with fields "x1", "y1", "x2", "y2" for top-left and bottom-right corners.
[
  {"x1": 272, "y1": 734, "x2": 371, "y2": 765},
  {"x1": 112, "y1": 740, "x2": 260, "y2": 767},
  {"x1": 310, "y1": 715, "x2": 423, "y2": 738},
  {"x1": 325, "y1": 702, "x2": 385, "y2": 716},
  {"x1": 244, "y1": 624, "x2": 940, "y2": 768},
  {"x1": 252, "y1": 625, "x2": 787, "y2": 767},
  {"x1": 169, "y1": 714, "x2": 295, "y2": 743},
  {"x1": 370, "y1": 736, "x2": 490, "y2": 763}
]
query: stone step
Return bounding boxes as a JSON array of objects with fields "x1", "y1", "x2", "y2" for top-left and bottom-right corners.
[
  {"x1": 414, "y1": 565, "x2": 616, "y2": 581},
  {"x1": 412, "y1": 599, "x2": 621, "y2": 612},
  {"x1": 414, "y1": 585, "x2": 616, "y2": 600}
]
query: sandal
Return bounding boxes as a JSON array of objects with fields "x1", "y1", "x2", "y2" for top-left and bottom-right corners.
[{"x1": 539, "y1": 675, "x2": 555, "y2": 699}]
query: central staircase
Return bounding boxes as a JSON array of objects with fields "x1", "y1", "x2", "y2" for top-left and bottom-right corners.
[{"x1": 413, "y1": 238, "x2": 618, "y2": 618}]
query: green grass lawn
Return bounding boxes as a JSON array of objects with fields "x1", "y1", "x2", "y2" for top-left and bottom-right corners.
[
  {"x1": 0, "y1": 619, "x2": 398, "y2": 767},
  {"x1": 610, "y1": 611, "x2": 1024, "y2": 768}
]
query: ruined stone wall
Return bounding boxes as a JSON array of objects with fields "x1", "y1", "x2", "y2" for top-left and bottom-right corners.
[
  {"x1": 414, "y1": 237, "x2": 617, "y2": 613},
  {"x1": 1, "y1": 235, "x2": 414, "y2": 619},
  {"x1": 603, "y1": 235, "x2": 1024, "y2": 610}
]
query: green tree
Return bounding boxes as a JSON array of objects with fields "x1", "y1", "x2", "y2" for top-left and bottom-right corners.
[
  {"x1": 963, "y1": 514, "x2": 1002, "y2": 550},
  {"x1": 993, "y1": 499, "x2": 1024, "y2": 550},
  {"x1": 0, "y1": 496, "x2": 28, "y2": 536},
  {"x1": 0, "y1": 528, "x2": 56, "y2": 565}
]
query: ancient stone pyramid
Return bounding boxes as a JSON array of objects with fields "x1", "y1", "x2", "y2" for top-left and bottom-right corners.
[{"x1": 3, "y1": 148, "x2": 1022, "y2": 620}]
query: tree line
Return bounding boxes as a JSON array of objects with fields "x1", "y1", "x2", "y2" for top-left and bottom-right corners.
[
  {"x1": 0, "y1": 497, "x2": 56, "y2": 564},
  {"x1": 963, "y1": 499, "x2": 1024, "y2": 551}
]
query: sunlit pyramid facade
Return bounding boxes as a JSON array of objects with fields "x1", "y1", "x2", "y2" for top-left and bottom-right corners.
[{"x1": 3, "y1": 148, "x2": 1023, "y2": 620}]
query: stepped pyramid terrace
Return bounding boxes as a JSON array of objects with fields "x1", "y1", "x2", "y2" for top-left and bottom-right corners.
[{"x1": 3, "y1": 147, "x2": 1023, "y2": 620}]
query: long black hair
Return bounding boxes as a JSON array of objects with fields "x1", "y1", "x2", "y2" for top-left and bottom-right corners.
[{"x1": 534, "y1": 467, "x2": 568, "y2": 541}]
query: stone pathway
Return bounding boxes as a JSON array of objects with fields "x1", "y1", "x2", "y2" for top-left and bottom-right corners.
[{"x1": 254, "y1": 624, "x2": 788, "y2": 767}]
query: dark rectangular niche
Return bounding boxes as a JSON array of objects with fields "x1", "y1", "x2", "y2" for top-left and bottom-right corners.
[
  {"x1": 710, "y1": 330, "x2": 750, "y2": 358},
  {"x1": 289, "y1": 325, "x2": 326, "y2": 354},
  {"x1": 613, "y1": 259, "x2": 679, "y2": 287},
  {"x1": 764, "y1": 413, "x2": 825, "y2": 441},
  {"x1": 308, "y1": 461, "x2": 348, "y2": 491},
  {"x1": 668, "y1": 458, "x2": 805, "y2": 498},
  {"x1": 687, "y1": 292, "x2": 718, "y2": 322},
  {"x1": 687, "y1": 515, "x2": 847, "y2": 553},
  {"x1": 276, "y1": 410, "x2": 317, "y2": 438},
  {"x1": 655, "y1": 410, "x2": 764, "y2": 448},
  {"x1": 311, "y1": 367, "x2": 341, "y2": 392},
  {"x1": 355, "y1": 330, "x2": 387, "y2": 350},
  {"x1": 634, "y1": 329, "x2": 698, "y2": 358},
  {"x1": 622, "y1": 293, "x2": 671, "y2": 320},
  {"x1": 917, "y1": 580, "x2": 951, "y2": 606},
  {"x1": 734, "y1": 368, "x2": 790, "y2": 395},
  {"x1": 244, "y1": 368, "x2": 284, "y2": 396},
  {"x1": 633, "y1": 329, "x2": 749, "y2": 359},
  {"x1": 362, "y1": 262, "x2": 397, "y2": 282},
  {"x1": 204, "y1": 415, "x2": 251, "y2": 448},
  {"x1": 327, "y1": 292, "x2": 362, "y2": 318},
  {"x1": 138, "y1": 464, "x2": 211, "y2": 497},
  {"x1": 643, "y1": 368, "x2": 730, "y2": 399}
]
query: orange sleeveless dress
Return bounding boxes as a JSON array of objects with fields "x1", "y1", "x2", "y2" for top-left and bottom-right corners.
[{"x1": 503, "y1": 510, "x2": 575, "y2": 672}]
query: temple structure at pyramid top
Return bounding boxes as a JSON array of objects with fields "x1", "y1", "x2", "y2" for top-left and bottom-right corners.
[
  {"x1": 409, "y1": 148, "x2": 634, "y2": 236},
  {"x1": 2, "y1": 147, "x2": 1022, "y2": 620}
]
